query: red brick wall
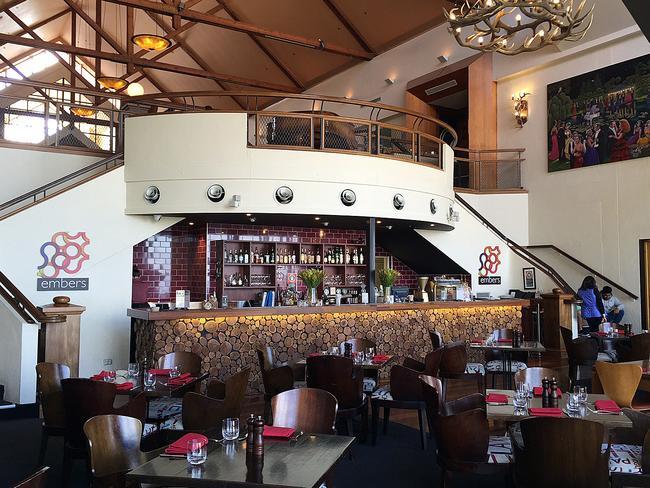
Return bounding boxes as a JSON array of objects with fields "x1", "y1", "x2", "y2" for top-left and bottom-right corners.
[{"x1": 376, "y1": 246, "x2": 419, "y2": 289}]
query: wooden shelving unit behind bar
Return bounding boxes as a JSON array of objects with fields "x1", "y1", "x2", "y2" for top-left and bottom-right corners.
[{"x1": 213, "y1": 240, "x2": 368, "y2": 305}]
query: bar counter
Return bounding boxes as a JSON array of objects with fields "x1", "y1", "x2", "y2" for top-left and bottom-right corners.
[{"x1": 129, "y1": 299, "x2": 527, "y2": 391}]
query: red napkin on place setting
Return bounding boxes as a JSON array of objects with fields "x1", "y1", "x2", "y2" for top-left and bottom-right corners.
[
  {"x1": 371, "y1": 355, "x2": 391, "y2": 364},
  {"x1": 116, "y1": 382, "x2": 134, "y2": 391},
  {"x1": 532, "y1": 387, "x2": 562, "y2": 398},
  {"x1": 486, "y1": 393, "x2": 509, "y2": 404},
  {"x1": 148, "y1": 368, "x2": 172, "y2": 376},
  {"x1": 596, "y1": 331, "x2": 607, "y2": 337},
  {"x1": 594, "y1": 400, "x2": 622, "y2": 413},
  {"x1": 164, "y1": 433, "x2": 209, "y2": 455},
  {"x1": 529, "y1": 408, "x2": 563, "y2": 417},
  {"x1": 497, "y1": 338, "x2": 513, "y2": 343},
  {"x1": 168, "y1": 373, "x2": 193, "y2": 386},
  {"x1": 263, "y1": 426, "x2": 295, "y2": 438},
  {"x1": 470, "y1": 338, "x2": 484, "y2": 344},
  {"x1": 90, "y1": 370, "x2": 112, "y2": 381},
  {"x1": 308, "y1": 353, "x2": 322, "y2": 358}
]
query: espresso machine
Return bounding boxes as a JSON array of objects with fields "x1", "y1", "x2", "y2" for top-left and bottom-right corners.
[{"x1": 415, "y1": 276, "x2": 430, "y2": 302}]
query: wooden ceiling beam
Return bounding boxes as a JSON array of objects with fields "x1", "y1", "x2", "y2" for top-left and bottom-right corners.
[
  {"x1": 0, "y1": 0, "x2": 28, "y2": 12},
  {"x1": 321, "y1": 0, "x2": 375, "y2": 54},
  {"x1": 1, "y1": 8, "x2": 71, "y2": 48},
  {"x1": 0, "y1": 32, "x2": 299, "y2": 92},
  {"x1": 101, "y1": 0, "x2": 374, "y2": 60}
]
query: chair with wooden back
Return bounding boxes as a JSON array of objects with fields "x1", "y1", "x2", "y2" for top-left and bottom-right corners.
[
  {"x1": 157, "y1": 351, "x2": 202, "y2": 376},
  {"x1": 84, "y1": 414, "x2": 157, "y2": 488},
  {"x1": 403, "y1": 347, "x2": 444, "y2": 377},
  {"x1": 371, "y1": 364, "x2": 429, "y2": 449},
  {"x1": 419, "y1": 375, "x2": 443, "y2": 435},
  {"x1": 439, "y1": 342, "x2": 484, "y2": 398},
  {"x1": 13, "y1": 466, "x2": 49, "y2": 488},
  {"x1": 205, "y1": 368, "x2": 251, "y2": 419},
  {"x1": 561, "y1": 327, "x2": 599, "y2": 390},
  {"x1": 35, "y1": 362, "x2": 70, "y2": 465},
  {"x1": 484, "y1": 328, "x2": 528, "y2": 388},
  {"x1": 595, "y1": 362, "x2": 643, "y2": 408},
  {"x1": 271, "y1": 388, "x2": 338, "y2": 434},
  {"x1": 511, "y1": 417, "x2": 609, "y2": 488},
  {"x1": 256, "y1": 346, "x2": 295, "y2": 421},
  {"x1": 306, "y1": 355, "x2": 367, "y2": 440},
  {"x1": 514, "y1": 367, "x2": 560, "y2": 389},
  {"x1": 338, "y1": 338, "x2": 376, "y2": 354},
  {"x1": 618, "y1": 333, "x2": 650, "y2": 363},
  {"x1": 430, "y1": 330, "x2": 444, "y2": 349},
  {"x1": 339, "y1": 338, "x2": 380, "y2": 393},
  {"x1": 181, "y1": 392, "x2": 232, "y2": 432}
]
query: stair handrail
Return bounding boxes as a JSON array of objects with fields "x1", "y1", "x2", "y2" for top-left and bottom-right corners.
[
  {"x1": 454, "y1": 193, "x2": 576, "y2": 295},
  {"x1": 0, "y1": 152, "x2": 124, "y2": 214},
  {"x1": 0, "y1": 271, "x2": 64, "y2": 324},
  {"x1": 526, "y1": 244, "x2": 638, "y2": 300}
]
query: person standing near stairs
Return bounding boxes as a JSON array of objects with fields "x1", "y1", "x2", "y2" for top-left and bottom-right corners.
[{"x1": 577, "y1": 276, "x2": 607, "y2": 333}]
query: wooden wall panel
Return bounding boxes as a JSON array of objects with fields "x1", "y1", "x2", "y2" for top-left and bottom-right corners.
[{"x1": 405, "y1": 91, "x2": 438, "y2": 136}]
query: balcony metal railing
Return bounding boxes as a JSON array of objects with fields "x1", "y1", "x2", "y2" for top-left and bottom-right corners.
[{"x1": 454, "y1": 147, "x2": 525, "y2": 191}]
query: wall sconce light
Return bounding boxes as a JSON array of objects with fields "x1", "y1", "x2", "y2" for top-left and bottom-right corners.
[
  {"x1": 385, "y1": 77, "x2": 395, "y2": 85},
  {"x1": 512, "y1": 91, "x2": 530, "y2": 127}
]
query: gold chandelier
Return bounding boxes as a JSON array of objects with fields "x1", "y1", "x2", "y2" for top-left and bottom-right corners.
[
  {"x1": 70, "y1": 106, "x2": 97, "y2": 117},
  {"x1": 132, "y1": 34, "x2": 171, "y2": 51},
  {"x1": 445, "y1": 0, "x2": 594, "y2": 55},
  {"x1": 97, "y1": 76, "x2": 129, "y2": 91}
]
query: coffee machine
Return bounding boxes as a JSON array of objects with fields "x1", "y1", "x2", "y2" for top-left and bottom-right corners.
[{"x1": 415, "y1": 276, "x2": 430, "y2": 302}]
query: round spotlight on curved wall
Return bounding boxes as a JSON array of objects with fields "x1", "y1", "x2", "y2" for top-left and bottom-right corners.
[
  {"x1": 430, "y1": 199, "x2": 438, "y2": 214},
  {"x1": 207, "y1": 184, "x2": 225, "y2": 202},
  {"x1": 393, "y1": 193, "x2": 405, "y2": 210},
  {"x1": 275, "y1": 186, "x2": 294, "y2": 204},
  {"x1": 340, "y1": 189, "x2": 356, "y2": 206},
  {"x1": 143, "y1": 185, "x2": 160, "y2": 204}
]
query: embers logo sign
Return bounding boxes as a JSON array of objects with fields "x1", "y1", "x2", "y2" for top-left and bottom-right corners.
[
  {"x1": 37, "y1": 232, "x2": 91, "y2": 291},
  {"x1": 478, "y1": 246, "x2": 502, "y2": 285}
]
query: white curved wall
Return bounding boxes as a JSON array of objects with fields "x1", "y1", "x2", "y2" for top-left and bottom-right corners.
[{"x1": 124, "y1": 112, "x2": 456, "y2": 227}]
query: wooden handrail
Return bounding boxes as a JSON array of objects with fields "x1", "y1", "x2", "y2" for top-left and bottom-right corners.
[
  {"x1": 0, "y1": 271, "x2": 65, "y2": 324},
  {"x1": 526, "y1": 244, "x2": 639, "y2": 300},
  {"x1": 454, "y1": 194, "x2": 576, "y2": 295}
]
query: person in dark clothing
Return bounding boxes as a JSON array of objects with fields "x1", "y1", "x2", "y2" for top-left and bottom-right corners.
[
  {"x1": 577, "y1": 276, "x2": 606, "y2": 332},
  {"x1": 597, "y1": 123, "x2": 610, "y2": 164}
]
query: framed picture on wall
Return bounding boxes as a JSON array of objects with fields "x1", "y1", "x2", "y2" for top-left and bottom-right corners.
[{"x1": 523, "y1": 268, "x2": 536, "y2": 290}]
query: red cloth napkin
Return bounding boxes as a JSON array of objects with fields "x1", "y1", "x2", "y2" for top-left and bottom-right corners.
[
  {"x1": 470, "y1": 338, "x2": 484, "y2": 344},
  {"x1": 371, "y1": 354, "x2": 391, "y2": 364},
  {"x1": 148, "y1": 368, "x2": 172, "y2": 376},
  {"x1": 115, "y1": 382, "x2": 134, "y2": 391},
  {"x1": 532, "y1": 387, "x2": 562, "y2": 398},
  {"x1": 594, "y1": 400, "x2": 622, "y2": 413},
  {"x1": 263, "y1": 426, "x2": 295, "y2": 438},
  {"x1": 597, "y1": 331, "x2": 607, "y2": 337},
  {"x1": 308, "y1": 353, "x2": 322, "y2": 358},
  {"x1": 164, "y1": 433, "x2": 208, "y2": 455},
  {"x1": 497, "y1": 338, "x2": 513, "y2": 343},
  {"x1": 168, "y1": 373, "x2": 193, "y2": 386},
  {"x1": 90, "y1": 370, "x2": 112, "y2": 381},
  {"x1": 529, "y1": 408, "x2": 563, "y2": 417},
  {"x1": 486, "y1": 393, "x2": 509, "y2": 404}
]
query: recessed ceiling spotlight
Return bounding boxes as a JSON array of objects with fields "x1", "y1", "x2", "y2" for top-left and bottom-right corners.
[
  {"x1": 314, "y1": 216, "x2": 320, "y2": 221},
  {"x1": 188, "y1": 221, "x2": 194, "y2": 226},
  {"x1": 250, "y1": 217, "x2": 256, "y2": 223},
  {"x1": 246, "y1": 213, "x2": 252, "y2": 217},
  {"x1": 387, "y1": 225, "x2": 393, "y2": 230},
  {"x1": 430, "y1": 223, "x2": 435, "y2": 227},
  {"x1": 376, "y1": 220, "x2": 382, "y2": 224},
  {"x1": 437, "y1": 55, "x2": 449, "y2": 63},
  {"x1": 385, "y1": 77, "x2": 395, "y2": 85},
  {"x1": 323, "y1": 222, "x2": 329, "y2": 227}
]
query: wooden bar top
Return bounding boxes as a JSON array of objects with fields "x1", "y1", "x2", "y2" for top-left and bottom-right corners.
[{"x1": 128, "y1": 299, "x2": 528, "y2": 321}]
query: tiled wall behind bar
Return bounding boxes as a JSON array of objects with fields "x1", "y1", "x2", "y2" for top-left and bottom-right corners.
[{"x1": 133, "y1": 222, "x2": 420, "y2": 302}]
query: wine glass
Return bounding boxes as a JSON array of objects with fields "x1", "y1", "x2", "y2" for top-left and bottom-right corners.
[
  {"x1": 144, "y1": 371, "x2": 156, "y2": 388},
  {"x1": 103, "y1": 369, "x2": 116, "y2": 383},
  {"x1": 127, "y1": 363, "x2": 139, "y2": 379}
]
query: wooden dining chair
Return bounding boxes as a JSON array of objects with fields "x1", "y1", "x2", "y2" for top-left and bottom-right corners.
[
  {"x1": 371, "y1": 364, "x2": 429, "y2": 449},
  {"x1": 438, "y1": 342, "x2": 485, "y2": 399},
  {"x1": 271, "y1": 388, "x2": 338, "y2": 434},
  {"x1": 256, "y1": 346, "x2": 296, "y2": 421},
  {"x1": 339, "y1": 338, "x2": 379, "y2": 393},
  {"x1": 595, "y1": 362, "x2": 648, "y2": 409},
  {"x1": 181, "y1": 392, "x2": 233, "y2": 432},
  {"x1": 35, "y1": 362, "x2": 70, "y2": 465},
  {"x1": 157, "y1": 351, "x2": 202, "y2": 376},
  {"x1": 205, "y1": 368, "x2": 251, "y2": 419},
  {"x1": 618, "y1": 333, "x2": 650, "y2": 363},
  {"x1": 306, "y1": 355, "x2": 368, "y2": 440},
  {"x1": 61, "y1": 378, "x2": 146, "y2": 485},
  {"x1": 510, "y1": 417, "x2": 610, "y2": 488},
  {"x1": 13, "y1": 466, "x2": 49, "y2": 488},
  {"x1": 484, "y1": 328, "x2": 528, "y2": 388},
  {"x1": 84, "y1": 414, "x2": 160, "y2": 488},
  {"x1": 561, "y1": 327, "x2": 600, "y2": 390},
  {"x1": 514, "y1": 367, "x2": 561, "y2": 389},
  {"x1": 430, "y1": 330, "x2": 444, "y2": 349}
]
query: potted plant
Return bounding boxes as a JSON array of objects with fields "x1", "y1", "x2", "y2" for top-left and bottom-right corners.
[
  {"x1": 298, "y1": 268, "x2": 324, "y2": 306},
  {"x1": 377, "y1": 268, "x2": 400, "y2": 302}
]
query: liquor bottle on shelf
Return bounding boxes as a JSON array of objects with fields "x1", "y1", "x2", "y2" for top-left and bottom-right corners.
[
  {"x1": 228, "y1": 250, "x2": 234, "y2": 263},
  {"x1": 254, "y1": 247, "x2": 259, "y2": 264},
  {"x1": 316, "y1": 249, "x2": 321, "y2": 264},
  {"x1": 345, "y1": 248, "x2": 351, "y2": 264},
  {"x1": 352, "y1": 249, "x2": 358, "y2": 265},
  {"x1": 238, "y1": 274, "x2": 243, "y2": 286},
  {"x1": 300, "y1": 248, "x2": 306, "y2": 264},
  {"x1": 244, "y1": 249, "x2": 249, "y2": 264},
  {"x1": 271, "y1": 249, "x2": 275, "y2": 264},
  {"x1": 263, "y1": 249, "x2": 269, "y2": 264},
  {"x1": 359, "y1": 249, "x2": 364, "y2": 265},
  {"x1": 237, "y1": 249, "x2": 243, "y2": 263},
  {"x1": 292, "y1": 249, "x2": 297, "y2": 264}
]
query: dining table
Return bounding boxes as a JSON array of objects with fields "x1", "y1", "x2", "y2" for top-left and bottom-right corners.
[
  {"x1": 485, "y1": 389, "x2": 632, "y2": 428},
  {"x1": 296, "y1": 353, "x2": 394, "y2": 370},
  {"x1": 113, "y1": 372, "x2": 209, "y2": 398},
  {"x1": 469, "y1": 341, "x2": 546, "y2": 389},
  {"x1": 126, "y1": 433, "x2": 355, "y2": 488}
]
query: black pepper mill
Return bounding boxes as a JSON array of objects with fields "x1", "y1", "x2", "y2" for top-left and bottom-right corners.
[
  {"x1": 550, "y1": 377, "x2": 559, "y2": 408},
  {"x1": 512, "y1": 330, "x2": 520, "y2": 348},
  {"x1": 344, "y1": 342, "x2": 352, "y2": 358},
  {"x1": 246, "y1": 414, "x2": 255, "y2": 454},
  {"x1": 541, "y1": 377, "x2": 550, "y2": 408},
  {"x1": 253, "y1": 415, "x2": 265, "y2": 457}
]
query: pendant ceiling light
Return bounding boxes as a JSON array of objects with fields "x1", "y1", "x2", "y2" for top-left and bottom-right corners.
[
  {"x1": 70, "y1": 106, "x2": 97, "y2": 117},
  {"x1": 97, "y1": 76, "x2": 129, "y2": 91},
  {"x1": 445, "y1": 0, "x2": 594, "y2": 55},
  {"x1": 132, "y1": 33, "x2": 171, "y2": 51}
]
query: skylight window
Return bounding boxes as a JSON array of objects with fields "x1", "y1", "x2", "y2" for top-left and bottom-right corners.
[{"x1": 0, "y1": 50, "x2": 59, "y2": 90}]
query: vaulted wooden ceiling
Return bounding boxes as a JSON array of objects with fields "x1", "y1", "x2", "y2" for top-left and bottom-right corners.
[{"x1": 0, "y1": 0, "x2": 448, "y2": 108}]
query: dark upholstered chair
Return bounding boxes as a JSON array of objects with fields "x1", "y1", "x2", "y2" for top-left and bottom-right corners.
[
  {"x1": 339, "y1": 338, "x2": 379, "y2": 393},
  {"x1": 306, "y1": 355, "x2": 368, "y2": 440},
  {"x1": 84, "y1": 414, "x2": 161, "y2": 488},
  {"x1": 180, "y1": 393, "x2": 232, "y2": 432},
  {"x1": 157, "y1": 351, "x2": 202, "y2": 376},
  {"x1": 510, "y1": 418, "x2": 609, "y2": 488},
  {"x1": 61, "y1": 378, "x2": 146, "y2": 486},
  {"x1": 13, "y1": 466, "x2": 49, "y2": 488},
  {"x1": 271, "y1": 388, "x2": 338, "y2": 434},
  {"x1": 430, "y1": 330, "x2": 444, "y2": 349},
  {"x1": 439, "y1": 342, "x2": 485, "y2": 400},
  {"x1": 205, "y1": 368, "x2": 251, "y2": 418},
  {"x1": 403, "y1": 347, "x2": 444, "y2": 377},
  {"x1": 618, "y1": 333, "x2": 650, "y2": 363},
  {"x1": 371, "y1": 364, "x2": 429, "y2": 449},
  {"x1": 484, "y1": 328, "x2": 528, "y2": 388},
  {"x1": 257, "y1": 346, "x2": 296, "y2": 421},
  {"x1": 514, "y1": 367, "x2": 561, "y2": 389},
  {"x1": 35, "y1": 362, "x2": 70, "y2": 465},
  {"x1": 561, "y1": 327, "x2": 599, "y2": 391}
]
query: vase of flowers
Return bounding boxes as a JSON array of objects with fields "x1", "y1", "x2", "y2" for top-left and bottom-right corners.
[
  {"x1": 298, "y1": 268, "x2": 324, "y2": 306},
  {"x1": 377, "y1": 268, "x2": 400, "y2": 302}
]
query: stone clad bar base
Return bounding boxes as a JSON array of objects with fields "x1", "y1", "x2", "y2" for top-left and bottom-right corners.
[{"x1": 130, "y1": 301, "x2": 525, "y2": 392}]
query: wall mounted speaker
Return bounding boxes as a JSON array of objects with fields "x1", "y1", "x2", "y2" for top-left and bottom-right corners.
[
  {"x1": 393, "y1": 193, "x2": 405, "y2": 210},
  {"x1": 275, "y1": 186, "x2": 294, "y2": 204},
  {"x1": 207, "y1": 184, "x2": 225, "y2": 202},
  {"x1": 341, "y1": 189, "x2": 356, "y2": 206},
  {"x1": 143, "y1": 186, "x2": 160, "y2": 204}
]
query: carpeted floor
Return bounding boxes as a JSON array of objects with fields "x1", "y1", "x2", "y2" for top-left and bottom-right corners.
[{"x1": 0, "y1": 416, "x2": 509, "y2": 488}]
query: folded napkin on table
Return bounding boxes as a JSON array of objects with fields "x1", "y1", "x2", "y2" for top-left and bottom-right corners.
[
  {"x1": 529, "y1": 408, "x2": 563, "y2": 417},
  {"x1": 308, "y1": 353, "x2": 322, "y2": 358},
  {"x1": 470, "y1": 338, "x2": 484, "y2": 344},
  {"x1": 90, "y1": 371, "x2": 112, "y2": 381},
  {"x1": 148, "y1": 368, "x2": 172, "y2": 376},
  {"x1": 115, "y1": 382, "x2": 134, "y2": 391},
  {"x1": 497, "y1": 338, "x2": 513, "y2": 343},
  {"x1": 164, "y1": 433, "x2": 209, "y2": 455},
  {"x1": 371, "y1": 355, "x2": 391, "y2": 364},
  {"x1": 168, "y1": 373, "x2": 193, "y2": 386},
  {"x1": 532, "y1": 387, "x2": 562, "y2": 397},
  {"x1": 486, "y1": 393, "x2": 509, "y2": 404},
  {"x1": 594, "y1": 399, "x2": 622, "y2": 413},
  {"x1": 263, "y1": 426, "x2": 295, "y2": 438},
  {"x1": 596, "y1": 331, "x2": 608, "y2": 337}
]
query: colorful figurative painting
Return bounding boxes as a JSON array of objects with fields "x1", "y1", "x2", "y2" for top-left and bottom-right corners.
[{"x1": 547, "y1": 54, "x2": 650, "y2": 172}]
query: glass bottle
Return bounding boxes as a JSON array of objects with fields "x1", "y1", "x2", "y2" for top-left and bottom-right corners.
[
  {"x1": 316, "y1": 249, "x2": 321, "y2": 264},
  {"x1": 271, "y1": 249, "x2": 275, "y2": 264},
  {"x1": 254, "y1": 247, "x2": 259, "y2": 264},
  {"x1": 345, "y1": 249, "x2": 351, "y2": 264},
  {"x1": 244, "y1": 248, "x2": 249, "y2": 264},
  {"x1": 238, "y1": 274, "x2": 243, "y2": 286},
  {"x1": 359, "y1": 249, "x2": 364, "y2": 265},
  {"x1": 292, "y1": 249, "x2": 297, "y2": 264},
  {"x1": 300, "y1": 248, "x2": 306, "y2": 264}
]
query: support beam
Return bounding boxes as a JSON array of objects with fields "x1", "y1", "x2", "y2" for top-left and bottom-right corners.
[
  {"x1": 0, "y1": 0, "x2": 28, "y2": 12},
  {"x1": 368, "y1": 217, "x2": 376, "y2": 304},
  {"x1": 101, "y1": 0, "x2": 374, "y2": 60},
  {"x1": 126, "y1": 6, "x2": 134, "y2": 73},
  {"x1": 0, "y1": 53, "x2": 56, "y2": 103},
  {"x1": 95, "y1": 0, "x2": 101, "y2": 88},
  {"x1": 0, "y1": 32, "x2": 299, "y2": 92},
  {"x1": 2, "y1": 8, "x2": 71, "y2": 46},
  {"x1": 321, "y1": 0, "x2": 374, "y2": 54}
]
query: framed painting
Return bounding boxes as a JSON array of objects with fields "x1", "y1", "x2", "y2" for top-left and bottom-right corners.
[{"x1": 523, "y1": 267, "x2": 536, "y2": 290}]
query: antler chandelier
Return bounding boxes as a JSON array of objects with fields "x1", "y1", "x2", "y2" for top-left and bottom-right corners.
[{"x1": 445, "y1": 0, "x2": 594, "y2": 55}]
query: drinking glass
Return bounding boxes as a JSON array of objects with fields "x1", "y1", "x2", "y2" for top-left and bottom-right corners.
[
  {"x1": 170, "y1": 365, "x2": 181, "y2": 379},
  {"x1": 368, "y1": 347, "x2": 375, "y2": 358},
  {"x1": 330, "y1": 346, "x2": 339, "y2": 356},
  {"x1": 103, "y1": 369, "x2": 116, "y2": 383},
  {"x1": 567, "y1": 393, "x2": 581, "y2": 411},
  {"x1": 186, "y1": 439, "x2": 207, "y2": 465},
  {"x1": 513, "y1": 390, "x2": 528, "y2": 409},
  {"x1": 574, "y1": 386, "x2": 588, "y2": 404},
  {"x1": 222, "y1": 418, "x2": 240, "y2": 441},
  {"x1": 127, "y1": 363, "x2": 139, "y2": 378},
  {"x1": 144, "y1": 371, "x2": 156, "y2": 388}
]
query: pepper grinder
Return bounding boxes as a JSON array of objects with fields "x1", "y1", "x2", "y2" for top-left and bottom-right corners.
[
  {"x1": 246, "y1": 414, "x2": 255, "y2": 454},
  {"x1": 550, "y1": 377, "x2": 559, "y2": 408},
  {"x1": 253, "y1": 415, "x2": 265, "y2": 457},
  {"x1": 541, "y1": 377, "x2": 550, "y2": 408},
  {"x1": 344, "y1": 342, "x2": 352, "y2": 358}
]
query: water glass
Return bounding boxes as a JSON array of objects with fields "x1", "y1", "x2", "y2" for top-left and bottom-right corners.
[
  {"x1": 222, "y1": 418, "x2": 240, "y2": 441},
  {"x1": 574, "y1": 386, "x2": 587, "y2": 404},
  {"x1": 368, "y1": 347, "x2": 375, "y2": 358},
  {"x1": 513, "y1": 390, "x2": 528, "y2": 409},
  {"x1": 127, "y1": 362, "x2": 139, "y2": 378},
  {"x1": 103, "y1": 369, "x2": 116, "y2": 383},
  {"x1": 170, "y1": 365, "x2": 181, "y2": 379},
  {"x1": 329, "y1": 346, "x2": 339, "y2": 356},
  {"x1": 144, "y1": 371, "x2": 156, "y2": 388},
  {"x1": 186, "y1": 439, "x2": 207, "y2": 465},
  {"x1": 567, "y1": 393, "x2": 581, "y2": 411}
]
